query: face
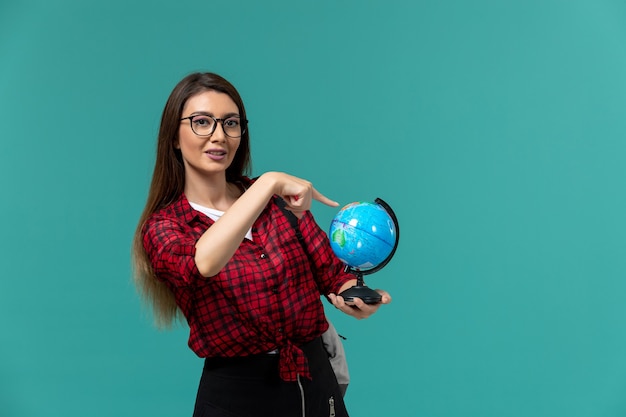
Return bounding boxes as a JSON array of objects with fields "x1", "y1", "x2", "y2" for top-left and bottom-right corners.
[{"x1": 176, "y1": 90, "x2": 242, "y2": 182}]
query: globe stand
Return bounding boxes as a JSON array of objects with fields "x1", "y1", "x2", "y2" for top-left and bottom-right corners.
[
  {"x1": 339, "y1": 268, "x2": 382, "y2": 304},
  {"x1": 338, "y1": 198, "x2": 400, "y2": 305}
]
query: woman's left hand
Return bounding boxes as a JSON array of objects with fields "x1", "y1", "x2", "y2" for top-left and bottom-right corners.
[{"x1": 328, "y1": 289, "x2": 392, "y2": 320}]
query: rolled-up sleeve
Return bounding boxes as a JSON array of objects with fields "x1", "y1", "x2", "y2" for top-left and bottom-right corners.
[
  {"x1": 299, "y1": 211, "x2": 354, "y2": 295},
  {"x1": 143, "y1": 216, "x2": 203, "y2": 288}
]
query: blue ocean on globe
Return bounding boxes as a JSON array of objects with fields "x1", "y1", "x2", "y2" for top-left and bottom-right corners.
[{"x1": 329, "y1": 201, "x2": 397, "y2": 269}]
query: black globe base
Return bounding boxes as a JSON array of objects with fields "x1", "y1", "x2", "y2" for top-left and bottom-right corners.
[{"x1": 339, "y1": 285, "x2": 382, "y2": 305}]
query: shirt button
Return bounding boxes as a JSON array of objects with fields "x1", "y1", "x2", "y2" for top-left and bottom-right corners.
[
  {"x1": 272, "y1": 286, "x2": 279, "y2": 294},
  {"x1": 278, "y1": 327, "x2": 284, "y2": 333},
  {"x1": 260, "y1": 253, "x2": 267, "y2": 259}
]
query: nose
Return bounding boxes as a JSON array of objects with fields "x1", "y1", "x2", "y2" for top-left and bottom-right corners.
[{"x1": 210, "y1": 120, "x2": 227, "y2": 142}]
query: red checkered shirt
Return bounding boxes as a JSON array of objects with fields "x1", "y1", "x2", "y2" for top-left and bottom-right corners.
[{"x1": 142, "y1": 186, "x2": 353, "y2": 381}]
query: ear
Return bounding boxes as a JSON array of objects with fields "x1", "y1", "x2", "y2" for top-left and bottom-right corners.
[{"x1": 174, "y1": 138, "x2": 180, "y2": 149}]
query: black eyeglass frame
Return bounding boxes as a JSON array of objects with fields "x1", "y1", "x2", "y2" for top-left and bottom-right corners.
[{"x1": 180, "y1": 114, "x2": 248, "y2": 138}]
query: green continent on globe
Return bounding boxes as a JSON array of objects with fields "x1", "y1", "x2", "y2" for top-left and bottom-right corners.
[{"x1": 331, "y1": 228, "x2": 346, "y2": 248}]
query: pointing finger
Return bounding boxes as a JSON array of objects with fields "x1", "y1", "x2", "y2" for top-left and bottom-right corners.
[{"x1": 312, "y1": 187, "x2": 339, "y2": 207}]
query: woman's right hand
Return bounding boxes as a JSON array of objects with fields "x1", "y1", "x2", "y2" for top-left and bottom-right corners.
[
  {"x1": 258, "y1": 172, "x2": 339, "y2": 218},
  {"x1": 195, "y1": 172, "x2": 338, "y2": 277}
]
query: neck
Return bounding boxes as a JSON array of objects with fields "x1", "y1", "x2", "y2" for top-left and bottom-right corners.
[{"x1": 184, "y1": 173, "x2": 237, "y2": 211}]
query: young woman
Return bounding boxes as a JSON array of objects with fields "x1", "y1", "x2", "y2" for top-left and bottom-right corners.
[{"x1": 132, "y1": 72, "x2": 391, "y2": 417}]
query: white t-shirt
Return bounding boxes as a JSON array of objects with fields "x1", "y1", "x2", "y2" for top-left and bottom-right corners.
[{"x1": 189, "y1": 202, "x2": 254, "y2": 241}]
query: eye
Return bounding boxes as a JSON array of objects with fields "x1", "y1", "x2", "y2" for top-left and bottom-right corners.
[
  {"x1": 224, "y1": 118, "x2": 240, "y2": 128},
  {"x1": 192, "y1": 115, "x2": 213, "y2": 127}
]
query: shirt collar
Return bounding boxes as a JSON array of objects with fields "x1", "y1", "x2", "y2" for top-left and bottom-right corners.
[
  {"x1": 170, "y1": 193, "x2": 208, "y2": 226},
  {"x1": 168, "y1": 176, "x2": 254, "y2": 225}
]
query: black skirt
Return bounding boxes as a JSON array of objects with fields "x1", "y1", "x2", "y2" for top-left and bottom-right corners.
[{"x1": 193, "y1": 337, "x2": 349, "y2": 417}]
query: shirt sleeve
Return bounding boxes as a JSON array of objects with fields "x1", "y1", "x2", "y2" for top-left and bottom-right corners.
[
  {"x1": 142, "y1": 215, "x2": 203, "y2": 288},
  {"x1": 298, "y1": 211, "x2": 354, "y2": 295}
]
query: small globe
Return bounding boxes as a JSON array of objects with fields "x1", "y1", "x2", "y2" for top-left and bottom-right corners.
[{"x1": 329, "y1": 201, "x2": 397, "y2": 270}]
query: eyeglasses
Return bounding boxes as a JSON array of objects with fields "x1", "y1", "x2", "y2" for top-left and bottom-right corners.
[{"x1": 180, "y1": 114, "x2": 247, "y2": 138}]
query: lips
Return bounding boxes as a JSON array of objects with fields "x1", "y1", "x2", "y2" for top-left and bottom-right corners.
[{"x1": 205, "y1": 149, "x2": 227, "y2": 160}]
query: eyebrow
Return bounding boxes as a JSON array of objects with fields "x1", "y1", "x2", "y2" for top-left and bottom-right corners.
[{"x1": 189, "y1": 111, "x2": 241, "y2": 118}]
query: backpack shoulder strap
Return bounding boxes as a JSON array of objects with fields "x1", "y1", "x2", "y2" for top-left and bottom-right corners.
[{"x1": 275, "y1": 196, "x2": 306, "y2": 248}]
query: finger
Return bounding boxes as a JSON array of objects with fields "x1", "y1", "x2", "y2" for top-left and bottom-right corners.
[
  {"x1": 375, "y1": 289, "x2": 392, "y2": 304},
  {"x1": 344, "y1": 298, "x2": 375, "y2": 319},
  {"x1": 333, "y1": 295, "x2": 359, "y2": 316},
  {"x1": 312, "y1": 187, "x2": 339, "y2": 207},
  {"x1": 278, "y1": 204, "x2": 304, "y2": 219},
  {"x1": 328, "y1": 293, "x2": 342, "y2": 308},
  {"x1": 331, "y1": 294, "x2": 346, "y2": 309},
  {"x1": 287, "y1": 193, "x2": 306, "y2": 207},
  {"x1": 328, "y1": 293, "x2": 337, "y2": 304},
  {"x1": 355, "y1": 298, "x2": 382, "y2": 314},
  {"x1": 351, "y1": 297, "x2": 365, "y2": 309}
]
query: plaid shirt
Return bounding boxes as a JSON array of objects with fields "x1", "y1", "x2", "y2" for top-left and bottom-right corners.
[{"x1": 142, "y1": 186, "x2": 353, "y2": 381}]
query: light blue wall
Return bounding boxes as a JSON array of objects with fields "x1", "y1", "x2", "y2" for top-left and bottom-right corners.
[{"x1": 2, "y1": 1, "x2": 626, "y2": 416}]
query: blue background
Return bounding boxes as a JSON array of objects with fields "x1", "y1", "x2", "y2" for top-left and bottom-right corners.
[{"x1": 2, "y1": 0, "x2": 626, "y2": 416}]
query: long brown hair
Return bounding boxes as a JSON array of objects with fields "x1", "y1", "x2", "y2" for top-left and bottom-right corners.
[{"x1": 132, "y1": 72, "x2": 251, "y2": 327}]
